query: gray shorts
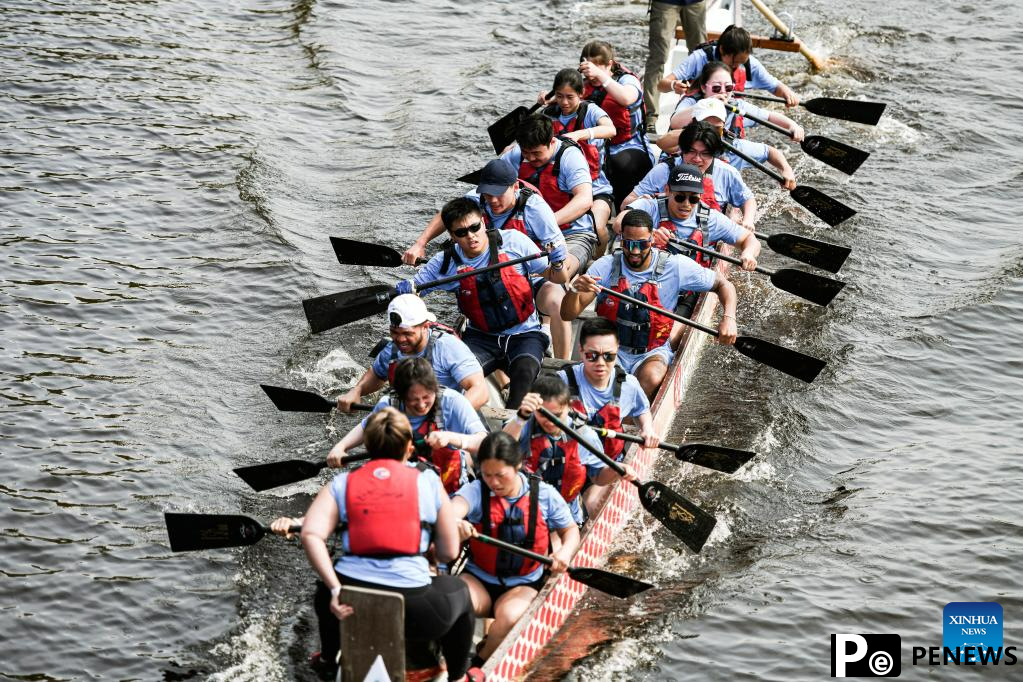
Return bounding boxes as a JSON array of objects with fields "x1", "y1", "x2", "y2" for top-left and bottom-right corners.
[{"x1": 565, "y1": 232, "x2": 596, "y2": 273}]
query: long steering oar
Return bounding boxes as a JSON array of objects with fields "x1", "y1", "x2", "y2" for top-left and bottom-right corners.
[
  {"x1": 473, "y1": 533, "x2": 653, "y2": 598},
  {"x1": 164, "y1": 512, "x2": 301, "y2": 552},
  {"x1": 732, "y1": 91, "x2": 887, "y2": 126},
  {"x1": 234, "y1": 451, "x2": 371, "y2": 492},
  {"x1": 595, "y1": 285, "x2": 826, "y2": 383},
  {"x1": 721, "y1": 138, "x2": 856, "y2": 227},
  {"x1": 487, "y1": 92, "x2": 552, "y2": 154},
  {"x1": 723, "y1": 102, "x2": 869, "y2": 175},
  {"x1": 753, "y1": 231, "x2": 851, "y2": 274},
  {"x1": 260, "y1": 384, "x2": 374, "y2": 414},
  {"x1": 303, "y1": 251, "x2": 548, "y2": 333},
  {"x1": 330, "y1": 237, "x2": 427, "y2": 268},
  {"x1": 668, "y1": 239, "x2": 846, "y2": 306},
  {"x1": 590, "y1": 427, "x2": 756, "y2": 475},
  {"x1": 538, "y1": 407, "x2": 716, "y2": 553}
]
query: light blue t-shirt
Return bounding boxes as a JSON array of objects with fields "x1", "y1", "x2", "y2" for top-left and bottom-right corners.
[
  {"x1": 455, "y1": 472, "x2": 575, "y2": 585},
  {"x1": 502, "y1": 140, "x2": 594, "y2": 237},
  {"x1": 672, "y1": 49, "x2": 780, "y2": 93},
  {"x1": 414, "y1": 229, "x2": 547, "y2": 335},
  {"x1": 516, "y1": 419, "x2": 605, "y2": 524},
  {"x1": 723, "y1": 137, "x2": 771, "y2": 171},
  {"x1": 330, "y1": 464, "x2": 445, "y2": 588},
  {"x1": 633, "y1": 158, "x2": 752, "y2": 210},
  {"x1": 557, "y1": 363, "x2": 650, "y2": 423},
  {"x1": 551, "y1": 102, "x2": 614, "y2": 197},
  {"x1": 463, "y1": 189, "x2": 565, "y2": 260},
  {"x1": 370, "y1": 331, "x2": 483, "y2": 391},
  {"x1": 626, "y1": 196, "x2": 745, "y2": 247},
  {"x1": 363, "y1": 389, "x2": 486, "y2": 437}
]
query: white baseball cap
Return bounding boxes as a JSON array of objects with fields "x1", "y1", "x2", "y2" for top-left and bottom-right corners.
[
  {"x1": 692, "y1": 98, "x2": 727, "y2": 124},
  {"x1": 387, "y1": 294, "x2": 436, "y2": 329}
]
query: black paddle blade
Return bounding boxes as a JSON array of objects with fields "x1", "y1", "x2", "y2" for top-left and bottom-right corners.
[
  {"x1": 804, "y1": 97, "x2": 886, "y2": 126},
  {"x1": 165, "y1": 513, "x2": 267, "y2": 552},
  {"x1": 302, "y1": 284, "x2": 395, "y2": 333},
  {"x1": 567, "y1": 566, "x2": 654, "y2": 599},
  {"x1": 769, "y1": 268, "x2": 846, "y2": 306},
  {"x1": 330, "y1": 237, "x2": 404, "y2": 268},
  {"x1": 457, "y1": 168, "x2": 483, "y2": 185},
  {"x1": 673, "y1": 444, "x2": 757, "y2": 474},
  {"x1": 487, "y1": 105, "x2": 530, "y2": 154},
  {"x1": 800, "y1": 135, "x2": 870, "y2": 175},
  {"x1": 260, "y1": 384, "x2": 334, "y2": 413},
  {"x1": 790, "y1": 185, "x2": 857, "y2": 227},
  {"x1": 637, "y1": 480, "x2": 716, "y2": 553},
  {"x1": 233, "y1": 459, "x2": 326, "y2": 491},
  {"x1": 734, "y1": 335, "x2": 826, "y2": 383},
  {"x1": 762, "y1": 233, "x2": 851, "y2": 274}
]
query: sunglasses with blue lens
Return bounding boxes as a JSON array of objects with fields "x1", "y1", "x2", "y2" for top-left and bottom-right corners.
[{"x1": 623, "y1": 238, "x2": 651, "y2": 252}]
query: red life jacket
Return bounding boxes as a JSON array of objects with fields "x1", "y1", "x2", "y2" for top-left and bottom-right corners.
[
  {"x1": 699, "y1": 42, "x2": 749, "y2": 138},
  {"x1": 657, "y1": 195, "x2": 713, "y2": 268},
  {"x1": 524, "y1": 423, "x2": 588, "y2": 503},
  {"x1": 594, "y1": 250, "x2": 674, "y2": 354},
  {"x1": 440, "y1": 230, "x2": 536, "y2": 333},
  {"x1": 660, "y1": 157, "x2": 721, "y2": 211},
  {"x1": 469, "y1": 476, "x2": 550, "y2": 578},
  {"x1": 583, "y1": 62, "x2": 644, "y2": 146},
  {"x1": 517, "y1": 137, "x2": 583, "y2": 225},
  {"x1": 542, "y1": 102, "x2": 601, "y2": 181},
  {"x1": 344, "y1": 459, "x2": 430, "y2": 558},
  {"x1": 482, "y1": 180, "x2": 542, "y2": 246},
  {"x1": 564, "y1": 363, "x2": 628, "y2": 461},
  {"x1": 390, "y1": 388, "x2": 466, "y2": 496}
]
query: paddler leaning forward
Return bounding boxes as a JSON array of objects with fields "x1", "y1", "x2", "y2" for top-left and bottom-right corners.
[
  {"x1": 395, "y1": 197, "x2": 568, "y2": 409},
  {"x1": 300, "y1": 407, "x2": 479, "y2": 681},
  {"x1": 451, "y1": 430, "x2": 581, "y2": 666},
  {"x1": 336, "y1": 293, "x2": 488, "y2": 412},
  {"x1": 561, "y1": 208, "x2": 738, "y2": 399}
]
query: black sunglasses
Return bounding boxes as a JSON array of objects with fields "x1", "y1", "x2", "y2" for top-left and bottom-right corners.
[
  {"x1": 451, "y1": 221, "x2": 484, "y2": 238},
  {"x1": 672, "y1": 193, "x2": 702, "y2": 205},
  {"x1": 582, "y1": 350, "x2": 617, "y2": 363}
]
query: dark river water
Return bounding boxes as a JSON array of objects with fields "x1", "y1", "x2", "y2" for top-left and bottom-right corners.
[{"x1": 3, "y1": 0, "x2": 1021, "y2": 679}]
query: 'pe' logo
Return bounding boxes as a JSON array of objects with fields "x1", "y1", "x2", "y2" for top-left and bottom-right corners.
[
  {"x1": 943, "y1": 602, "x2": 1002, "y2": 663},
  {"x1": 831, "y1": 634, "x2": 901, "y2": 677}
]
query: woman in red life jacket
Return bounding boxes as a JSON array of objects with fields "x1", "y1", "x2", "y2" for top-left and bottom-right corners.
[
  {"x1": 298, "y1": 407, "x2": 479, "y2": 682},
  {"x1": 578, "y1": 40, "x2": 653, "y2": 209},
  {"x1": 450, "y1": 431, "x2": 580, "y2": 665},
  {"x1": 670, "y1": 61, "x2": 805, "y2": 143},
  {"x1": 537, "y1": 68, "x2": 617, "y2": 257},
  {"x1": 326, "y1": 357, "x2": 488, "y2": 495}
]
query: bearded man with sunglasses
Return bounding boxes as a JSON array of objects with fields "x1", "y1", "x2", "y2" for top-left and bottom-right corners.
[
  {"x1": 561, "y1": 210, "x2": 737, "y2": 398},
  {"x1": 397, "y1": 198, "x2": 569, "y2": 409}
]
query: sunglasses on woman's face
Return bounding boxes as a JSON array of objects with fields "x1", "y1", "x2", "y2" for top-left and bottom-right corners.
[
  {"x1": 582, "y1": 350, "x2": 617, "y2": 363},
  {"x1": 672, "y1": 193, "x2": 702, "y2": 205},
  {"x1": 707, "y1": 83, "x2": 735, "y2": 93},
  {"x1": 451, "y1": 221, "x2": 483, "y2": 238}
]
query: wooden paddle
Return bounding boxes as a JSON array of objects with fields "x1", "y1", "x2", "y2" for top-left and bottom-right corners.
[
  {"x1": 732, "y1": 91, "x2": 887, "y2": 126},
  {"x1": 164, "y1": 512, "x2": 301, "y2": 552},
  {"x1": 302, "y1": 251, "x2": 548, "y2": 333},
  {"x1": 723, "y1": 102, "x2": 869, "y2": 175},
  {"x1": 594, "y1": 285, "x2": 826, "y2": 383},
  {"x1": 754, "y1": 232, "x2": 851, "y2": 274},
  {"x1": 330, "y1": 237, "x2": 427, "y2": 268},
  {"x1": 667, "y1": 238, "x2": 846, "y2": 306},
  {"x1": 590, "y1": 427, "x2": 756, "y2": 474},
  {"x1": 487, "y1": 92, "x2": 551, "y2": 154},
  {"x1": 721, "y1": 138, "x2": 856, "y2": 227},
  {"x1": 538, "y1": 407, "x2": 716, "y2": 553},
  {"x1": 260, "y1": 384, "x2": 374, "y2": 414},
  {"x1": 472, "y1": 533, "x2": 653, "y2": 598},
  {"x1": 234, "y1": 452, "x2": 372, "y2": 492}
]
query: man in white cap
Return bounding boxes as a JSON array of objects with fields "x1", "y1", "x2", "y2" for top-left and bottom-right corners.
[{"x1": 336, "y1": 294, "x2": 488, "y2": 411}]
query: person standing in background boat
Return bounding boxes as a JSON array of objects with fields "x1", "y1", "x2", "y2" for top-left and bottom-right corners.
[
  {"x1": 299, "y1": 407, "x2": 478, "y2": 682},
  {"x1": 538, "y1": 68, "x2": 617, "y2": 258},
  {"x1": 657, "y1": 24, "x2": 800, "y2": 108},
  {"x1": 625, "y1": 115, "x2": 758, "y2": 229},
  {"x1": 561, "y1": 209, "x2": 737, "y2": 398},
  {"x1": 642, "y1": 0, "x2": 707, "y2": 134},
  {"x1": 578, "y1": 40, "x2": 653, "y2": 208},
  {"x1": 503, "y1": 374, "x2": 638, "y2": 522},
  {"x1": 336, "y1": 294, "x2": 489, "y2": 412},
  {"x1": 397, "y1": 198, "x2": 566, "y2": 409},
  {"x1": 328, "y1": 357, "x2": 488, "y2": 495},
  {"x1": 451, "y1": 431, "x2": 580, "y2": 665}
]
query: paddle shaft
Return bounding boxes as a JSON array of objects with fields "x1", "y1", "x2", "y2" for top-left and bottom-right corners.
[
  {"x1": 473, "y1": 533, "x2": 553, "y2": 567},
  {"x1": 594, "y1": 427, "x2": 684, "y2": 455},
  {"x1": 416, "y1": 251, "x2": 548, "y2": 293},
  {"x1": 724, "y1": 101, "x2": 795, "y2": 138},
  {"x1": 668, "y1": 238, "x2": 781, "y2": 277},
  {"x1": 537, "y1": 407, "x2": 631, "y2": 480},
  {"x1": 721, "y1": 138, "x2": 785, "y2": 184},
  {"x1": 595, "y1": 285, "x2": 719, "y2": 338}
]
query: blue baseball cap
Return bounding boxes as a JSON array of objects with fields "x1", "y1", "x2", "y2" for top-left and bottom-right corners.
[{"x1": 477, "y1": 158, "x2": 518, "y2": 196}]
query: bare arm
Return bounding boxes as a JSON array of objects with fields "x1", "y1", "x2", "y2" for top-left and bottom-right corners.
[
  {"x1": 735, "y1": 228, "x2": 761, "y2": 271},
  {"x1": 433, "y1": 495, "x2": 462, "y2": 563},
  {"x1": 739, "y1": 196, "x2": 757, "y2": 232},
  {"x1": 766, "y1": 145, "x2": 797, "y2": 190},
  {"x1": 553, "y1": 182, "x2": 593, "y2": 228},
  {"x1": 560, "y1": 275, "x2": 599, "y2": 321},
  {"x1": 711, "y1": 273, "x2": 738, "y2": 345},
  {"x1": 337, "y1": 369, "x2": 386, "y2": 412},
  {"x1": 301, "y1": 485, "x2": 343, "y2": 591},
  {"x1": 327, "y1": 422, "x2": 366, "y2": 468},
  {"x1": 549, "y1": 523, "x2": 581, "y2": 572},
  {"x1": 765, "y1": 109, "x2": 804, "y2": 142},
  {"x1": 403, "y1": 212, "x2": 446, "y2": 265},
  {"x1": 668, "y1": 106, "x2": 696, "y2": 131},
  {"x1": 459, "y1": 372, "x2": 489, "y2": 410},
  {"x1": 656, "y1": 128, "x2": 682, "y2": 154},
  {"x1": 561, "y1": 115, "x2": 616, "y2": 143},
  {"x1": 773, "y1": 82, "x2": 799, "y2": 108}
]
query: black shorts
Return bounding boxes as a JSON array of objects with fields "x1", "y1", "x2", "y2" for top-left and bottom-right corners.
[{"x1": 479, "y1": 573, "x2": 548, "y2": 606}]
